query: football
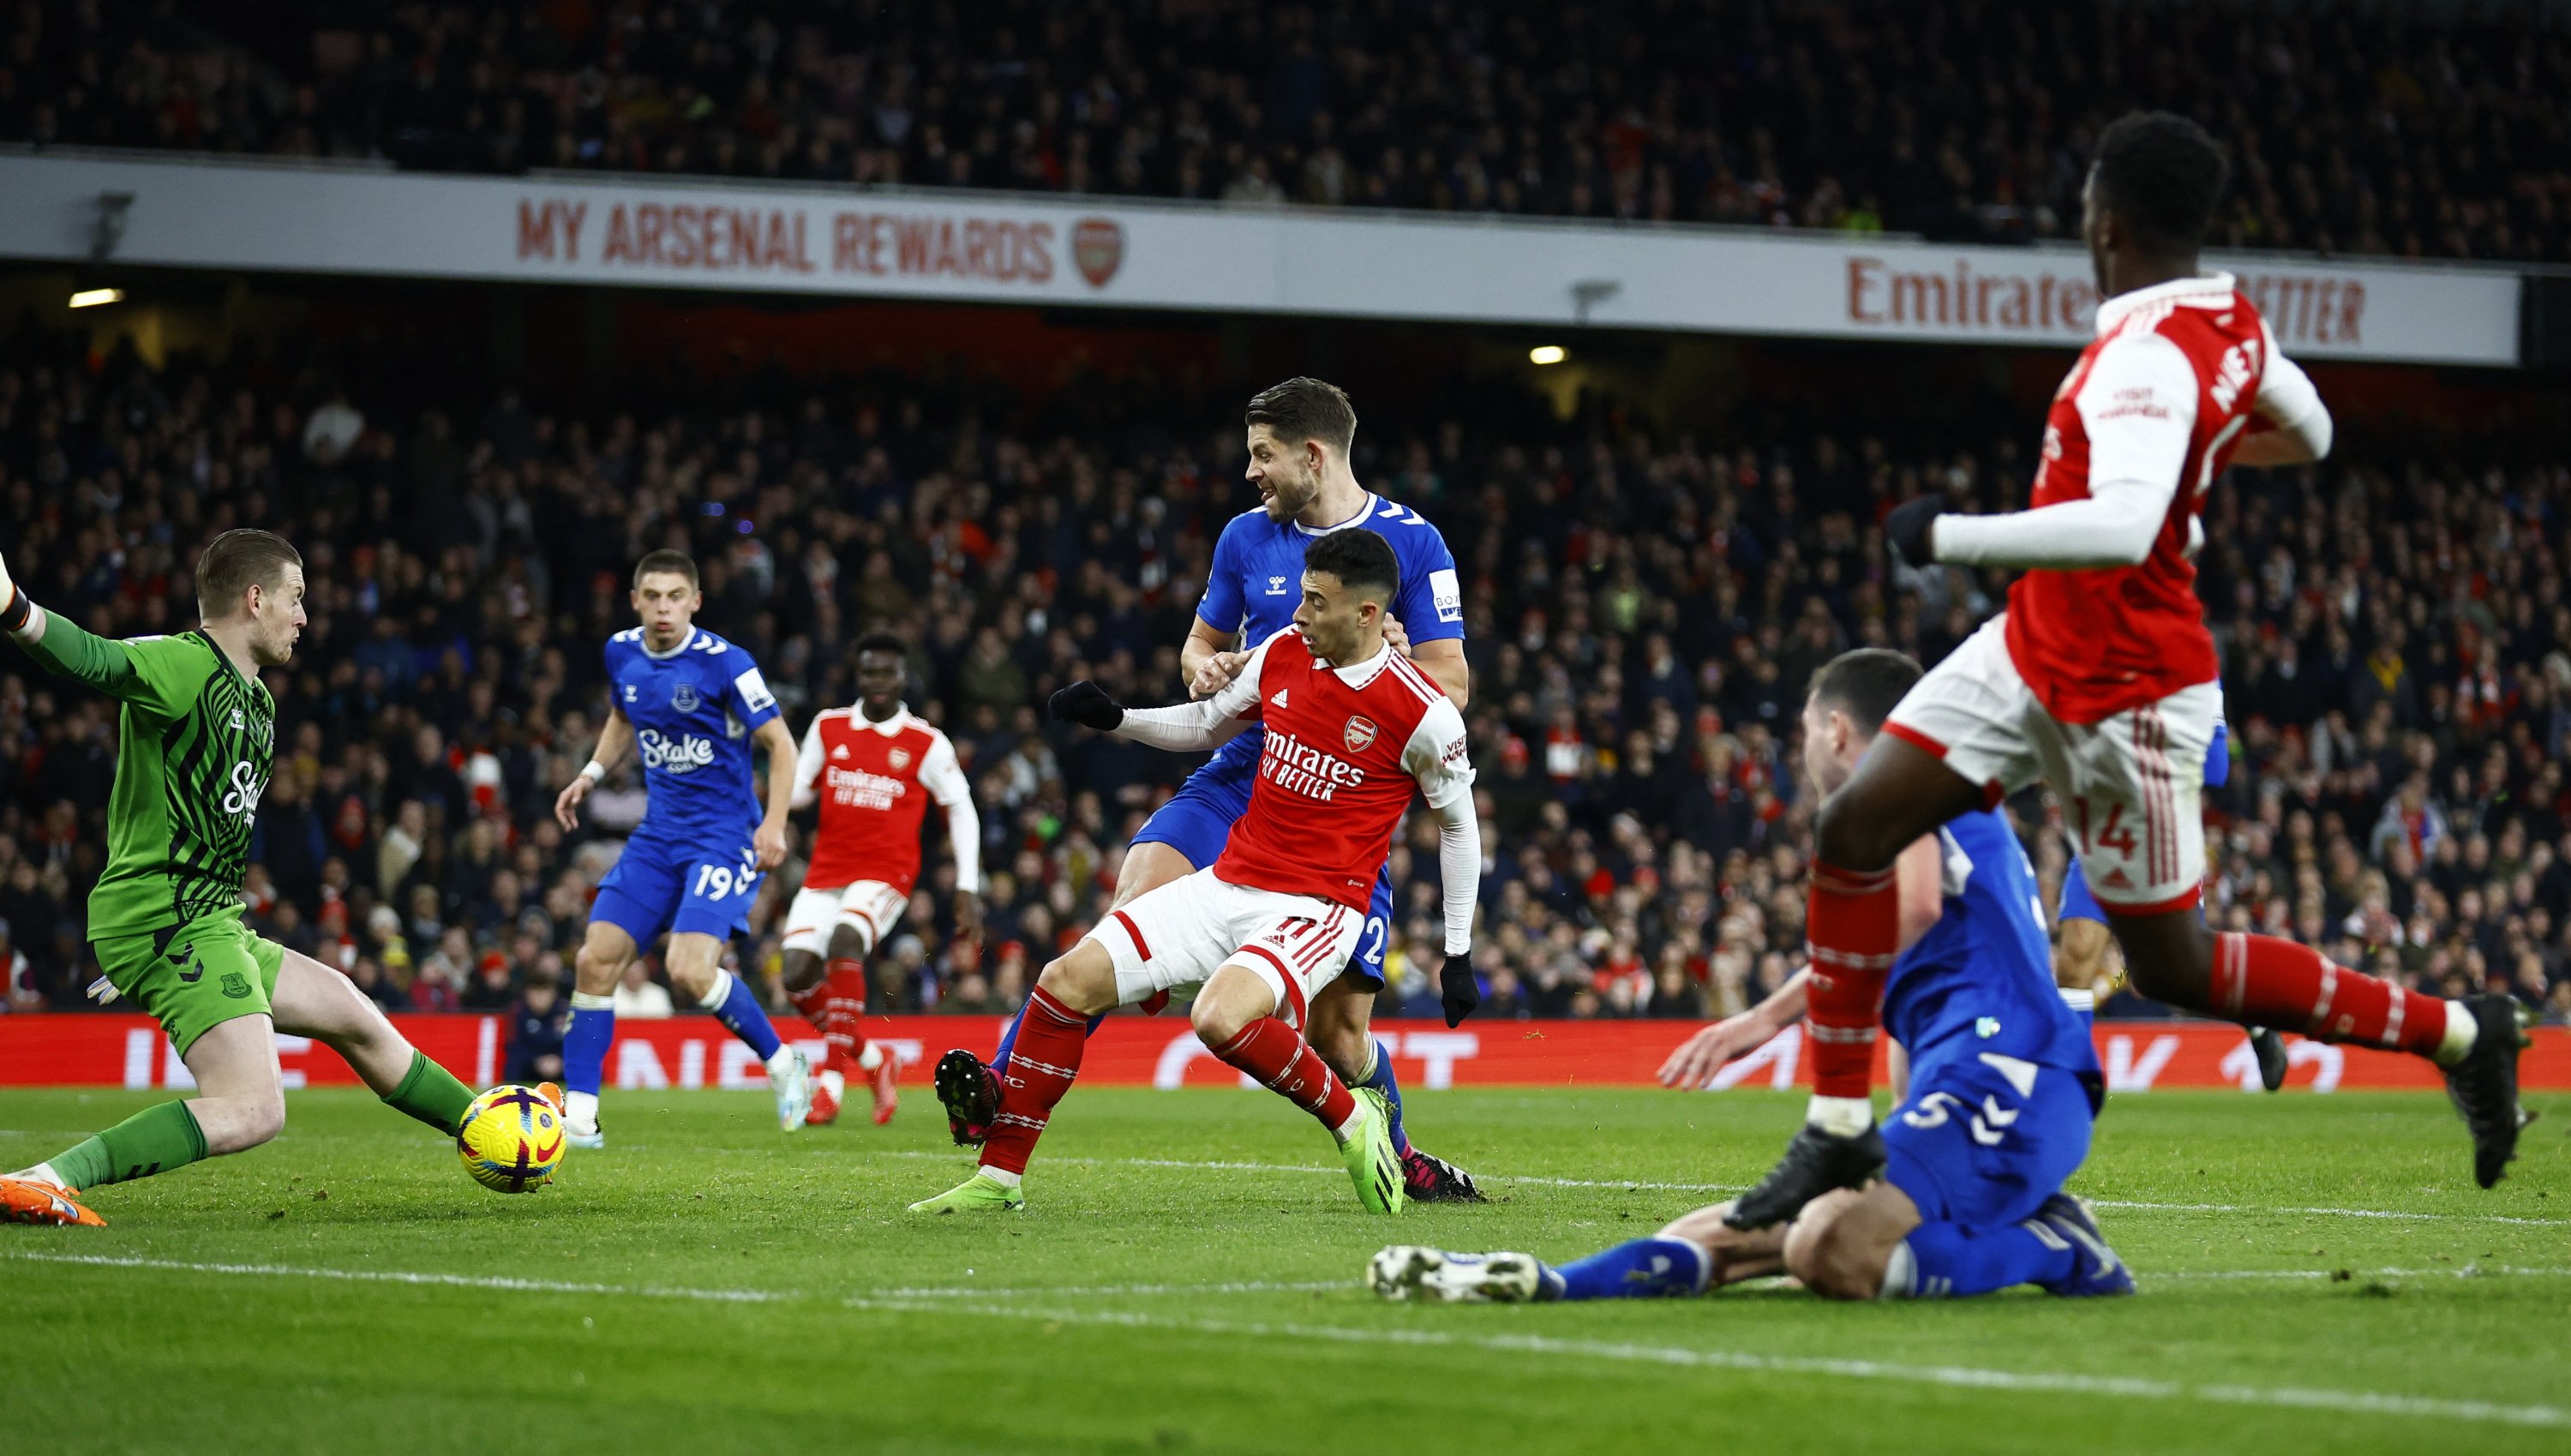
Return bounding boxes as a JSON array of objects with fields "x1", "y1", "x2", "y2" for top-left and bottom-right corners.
[{"x1": 455, "y1": 1087, "x2": 567, "y2": 1194}]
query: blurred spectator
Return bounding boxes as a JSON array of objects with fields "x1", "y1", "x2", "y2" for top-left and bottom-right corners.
[
  {"x1": 4, "y1": 3, "x2": 2566, "y2": 261},
  {"x1": 505, "y1": 977, "x2": 568, "y2": 1085},
  {"x1": 613, "y1": 961, "x2": 674, "y2": 1020}
]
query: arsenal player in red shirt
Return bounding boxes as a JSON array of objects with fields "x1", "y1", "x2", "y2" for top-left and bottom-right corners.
[
  {"x1": 779, "y1": 631, "x2": 981, "y2": 1126},
  {"x1": 909, "y1": 527, "x2": 1483, "y2": 1216},
  {"x1": 1732, "y1": 111, "x2": 2526, "y2": 1231}
]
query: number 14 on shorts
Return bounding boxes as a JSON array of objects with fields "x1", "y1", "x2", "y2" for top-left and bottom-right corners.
[{"x1": 2069, "y1": 797, "x2": 2138, "y2": 860}]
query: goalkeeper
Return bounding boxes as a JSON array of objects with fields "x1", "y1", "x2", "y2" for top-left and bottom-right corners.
[{"x1": 1, "y1": 530, "x2": 484, "y2": 1227}]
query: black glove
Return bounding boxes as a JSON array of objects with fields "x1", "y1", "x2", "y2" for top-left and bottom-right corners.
[
  {"x1": 1439, "y1": 952, "x2": 1481, "y2": 1028},
  {"x1": 1047, "y1": 680, "x2": 1125, "y2": 731},
  {"x1": 1885, "y1": 491, "x2": 1945, "y2": 569}
]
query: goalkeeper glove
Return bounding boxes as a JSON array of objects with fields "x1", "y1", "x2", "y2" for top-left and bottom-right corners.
[
  {"x1": 1048, "y1": 680, "x2": 1125, "y2": 732},
  {"x1": 1885, "y1": 492, "x2": 1945, "y2": 569},
  {"x1": 1438, "y1": 952, "x2": 1481, "y2": 1028}
]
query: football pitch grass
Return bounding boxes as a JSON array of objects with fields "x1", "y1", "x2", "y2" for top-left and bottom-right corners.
[{"x1": 6, "y1": 1084, "x2": 2568, "y2": 1454}]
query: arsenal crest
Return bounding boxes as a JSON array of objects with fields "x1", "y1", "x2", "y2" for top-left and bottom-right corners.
[
  {"x1": 887, "y1": 747, "x2": 912, "y2": 772},
  {"x1": 1343, "y1": 716, "x2": 1378, "y2": 752},
  {"x1": 1072, "y1": 217, "x2": 1124, "y2": 288}
]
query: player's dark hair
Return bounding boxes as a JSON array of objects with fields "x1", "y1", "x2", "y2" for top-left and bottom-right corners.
[
  {"x1": 1807, "y1": 649, "x2": 1922, "y2": 736},
  {"x1": 1245, "y1": 376, "x2": 1357, "y2": 457},
  {"x1": 195, "y1": 529, "x2": 302, "y2": 619},
  {"x1": 854, "y1": 629, "x2": 908, "y2": 658},
  {"x1": 632, "y1": 548, "x2": 699, "y2": 590},
  {"x1": 1303, "y1": 527, "x2": 1399, "y2": 606},
  {"x1": 2090, "y1": 111, "x2": 2227, "y2": 259}
]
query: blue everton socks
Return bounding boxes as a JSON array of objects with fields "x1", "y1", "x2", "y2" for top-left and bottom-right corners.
[
  {"x1": 701, "y1": 969, "x2": 783, "y2": 1059},
  {"x1": 1549, "y1": 1237, "x2": 1711, "y2": 1301},
  {"x1": 563, "y1": 992, "x2": 615, "y2": 1127},
  {"x1": 1355, "y1": 1039, "x2": 1412, "y2": 1156},
  {"x1": 1886, "y1": 1220, "x2": 2077, "y2": 1298}
]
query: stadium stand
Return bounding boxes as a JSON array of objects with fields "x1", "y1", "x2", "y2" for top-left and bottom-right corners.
[
  {"x1": 0, "y1": 315, "x2": 2565, "y2": 1029},
  {"x1": 2, "y1": 1, "x2": 2565, "y2": 261}
]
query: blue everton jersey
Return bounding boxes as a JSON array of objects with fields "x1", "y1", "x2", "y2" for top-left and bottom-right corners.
[
  {"x1": 1883, "y1": 808, "x2": 2099, "y2": 1081},
  {"x1": 1196, "y1": 494, "x2": 1463, "y2": 770},
  {"x1": 602, "y1": 626, "x2": 782, "y2": 842}
]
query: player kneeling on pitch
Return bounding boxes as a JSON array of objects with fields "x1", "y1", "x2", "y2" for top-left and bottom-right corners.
[
  {"x1": 0, "y1": 533, "x2": 500, "y2": 1227},
  {"x1": 912, "y1": 528, "x2": 1482, "y2": 1216},
  {"x1": 1374, "y1": 650, "x2": 2130, "y2": 1302}
]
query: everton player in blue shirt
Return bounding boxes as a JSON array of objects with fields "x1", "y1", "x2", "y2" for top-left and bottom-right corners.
[
  {"x1": 933, "y1": 377, "x2": 1488, "y2": 1201},
  {"x1": 1374, "y1": 650, "x2": 2133, "y2": 1303},
  {"x1": 551, "y1": 550, "x2": 812, "y2": 1147}
]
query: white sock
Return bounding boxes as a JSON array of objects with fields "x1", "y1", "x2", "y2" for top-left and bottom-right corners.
[
  {"x1": 566, "y1": 1090, "x2": 600, "y2": 1128},
  {"x1": 818, "y1": 1069, "x2": 846, "y2": 1099},
  {"x1": 698, "y1": 969, "x2": 735, "y2": 1010},
  {"x1": 1805, "y1": 1093, "x2": 1875, "y2": 1137},
  {"x1": 857, "y1": 1043, "x2": 884, "y2": 1071},
  {"x1": 977, "y1": 1165, "x2": 1022, "y2": 1189},
  {"x1": 765, "y1": 1043, "x2": 801, "y2": 1075},
  {"x1": 14, "y1": 1160, "x2": 63, "y2": 1189},
  {"x1": 2436, "y1": 1002, "x2": 2478, "y2": 1066},
  {"x1": 1878, "y1": 1241, "x2": 1920, "y2": 1300},
  {"x1": 1330, "y1": 1103, "x2": 1368, "y2": 1146}
]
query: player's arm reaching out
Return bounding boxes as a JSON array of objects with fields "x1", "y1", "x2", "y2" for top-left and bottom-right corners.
[
  {"x1": 553, "y1": 702, "x2": 637, "y2": 830},
  {"x1": 0, "y1": 552, "x2": 189, "y2": 714},
  {"x1": 1886, "y1": 329, "x2": 2331, "y2": 571},
  {"x1": 1064, "y1": 630, "x2": 1277, "y2": 748},
  {"x1": 1657, "y1": 833, "x2": 1945, "y2": 1088}
]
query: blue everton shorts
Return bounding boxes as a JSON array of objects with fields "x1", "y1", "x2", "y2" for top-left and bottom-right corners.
[
  {"x1": 2058, "y1": 853, "x2": 2106, "y2": 926},
  {"x1": 591, "y1": 826, "x2": 766, "y2": 945},
  {"x1": 1882, "y1": 1053, "x2": 2097, "y2": 1227},
  {"x1": 1133, "y1": 738, "x2": 1397, "y2": 992}
]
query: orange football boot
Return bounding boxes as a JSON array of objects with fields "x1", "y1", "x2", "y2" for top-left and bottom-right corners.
[{"x1": 1, "y1": 1176, "x2": 105, "y2": 1227}]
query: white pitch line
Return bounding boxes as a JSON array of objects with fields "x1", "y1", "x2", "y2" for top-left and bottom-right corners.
[
  {"x1": 859, "y1": 1148, "x2": 2568, "y2": 1224},
  {"x1": 2086, "y1": 1198, "x2": 2565, "y2": 1228},
  {"x1": 831, "y1": 1293, "x2": 2568, "y2": 1429},
  {"x1": 14, "y1": 1249, "x2": 2563, "y2": 1429},
  {"x1": 2147, "y1": 1266, "x2": 2571, "y2": 1281}
]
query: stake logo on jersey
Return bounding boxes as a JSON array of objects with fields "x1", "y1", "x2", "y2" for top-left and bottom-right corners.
[
  {"x1": 793, "y1": 705, "x2": 973, "y2": 896},
  {"x1": 603, "y1": 626, "x2": 781, "y2": 839},
  {"x1": 1203, "y1": 627, "x2": 1474, "y2": 910}
]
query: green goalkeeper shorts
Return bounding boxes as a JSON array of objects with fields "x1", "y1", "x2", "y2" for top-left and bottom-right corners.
[{"x1": 95, "y1": 913, "x2": 287, "y2": 1057}]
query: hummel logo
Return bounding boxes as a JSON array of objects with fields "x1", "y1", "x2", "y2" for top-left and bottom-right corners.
[
  {"x1": 1270, "y1": 688, "x2": 1289, "y2": 708},
  {"x1": 174, "y1": 946, "x2": 203, "y2": 985},
  {"x1": 830, "y1": 744, "x2": 850, "y2": 759},
  {"x1": 1266, "y1": 574, "x2": 1289, "y2": 595}
]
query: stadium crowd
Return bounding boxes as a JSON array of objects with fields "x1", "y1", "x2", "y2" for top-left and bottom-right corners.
[
  {"x1": 3, "y1": 1, "x2": 2567, "y2": 262},
  {"x1": 1, "y1": 322, "x2": 2568, "y2": 1044}
]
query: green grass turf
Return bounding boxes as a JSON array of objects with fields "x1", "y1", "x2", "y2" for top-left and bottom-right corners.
[{"x1": 5, "y1": 1084, "x2": 2568, "y2": 1455}]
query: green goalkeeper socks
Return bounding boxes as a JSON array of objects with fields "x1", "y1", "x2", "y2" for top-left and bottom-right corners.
[
  {"x1": 48, "y1": 1100, "x2": 209, "y2": 1189},
  {"x1": 382, "y1": 1050, "x2": 476, "y2": 1136}
]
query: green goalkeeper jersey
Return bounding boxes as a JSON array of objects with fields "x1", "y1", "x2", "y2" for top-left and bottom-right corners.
[{"x1": 19, "y1": 615, "x2": 275, "y2": 939}]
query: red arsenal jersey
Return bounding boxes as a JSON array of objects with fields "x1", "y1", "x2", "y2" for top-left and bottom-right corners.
[
  {"x1": 790, "y1": 705, "x2": 974, "y2": 894},
  {"x1": 1203, "y1": 629, "x2": 1474, "y2": 912},
  {"x1": 2005, "y1": 273, "x2": 2274, "y2": 722}
]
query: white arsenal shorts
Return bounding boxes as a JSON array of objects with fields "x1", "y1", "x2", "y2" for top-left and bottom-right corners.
[
  {"x1": 781, "y1": 879, "x2": 909, "y2": 957},
  {"x1": 1885, "y1": 614, "x2": 2220, "y2": 914},
  {"x1": 1092, "y1": 868, "x2": 1362, "y2": 1031}
]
